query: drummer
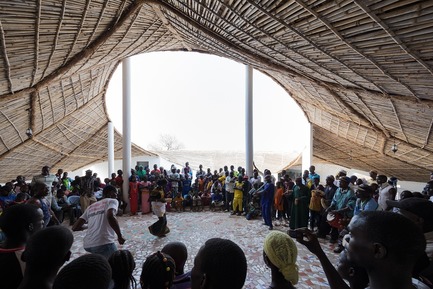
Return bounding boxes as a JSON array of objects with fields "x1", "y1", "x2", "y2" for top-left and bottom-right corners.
[
  {"x1": 317, "y1": 175, "x2": 338, "y2": 239},
  {"x1": 353, "y1": 184, "x2": 378, "y2": 216},
  {"x1": 325, "y1": 176, "x2": 355, "y2": 253}
]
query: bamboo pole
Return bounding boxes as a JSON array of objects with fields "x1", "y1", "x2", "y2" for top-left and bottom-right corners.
[{"x1": 0, "y1": 19, "x2": 13, "y2": 93}]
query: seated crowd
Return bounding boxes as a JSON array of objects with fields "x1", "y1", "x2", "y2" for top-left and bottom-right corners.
[{"x1": 0, "y1": 163, "x2": 433, "y2": 289}]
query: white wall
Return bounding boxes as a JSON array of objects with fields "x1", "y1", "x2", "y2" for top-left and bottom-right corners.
[
  {"x1": 68, "y1": 155, "x2": 190, "y2": 180},
  {"x1": 69, "y1": 155, "x2": 161, "y2": 179}
]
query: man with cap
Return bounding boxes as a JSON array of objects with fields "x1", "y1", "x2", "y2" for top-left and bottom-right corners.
[
  {"x1": 387, "y1": 198, "x2": 433, "y2": 261},
  {"x1": 353, "y1": 184, "x2": 378, "y2": 216},
  {"x1": 387, "y1": 197, "x2": 433, "y2": 285},
  {"x1": 334, "y1": 169, "x2": 347, "y2": 188},
  {"x1": 326, "y1": 176, "x2": 355, "y2": 249}
]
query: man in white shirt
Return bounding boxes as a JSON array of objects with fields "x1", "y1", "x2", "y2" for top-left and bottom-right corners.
[
  {"x1": 72, "y1": 185, "x2": 125, "y2": 258},
  {"x1": 377, "y1": 175, "x2": 396, "y2": 211},
  {"x1": 249, "y1": 170, "x2": 261, "y2": 187},
  {"x1": 225, "y1": 171, "x2": 235, "y2": 212},
  {"x1": 31, "y1": 166, "x2": 58, "y2": 206}
]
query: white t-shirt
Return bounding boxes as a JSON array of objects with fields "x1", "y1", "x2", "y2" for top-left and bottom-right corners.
[
  {"x1": 152, "y1": 201, "x2": 166, "y2": 217},
  {"x1": 378, "y1": 183, "x2": 393, "y2": 210},
  {"x1": 249, "y1": 176, "x2": 261, "y2": 186},
  {"x1": 81, "y1": 198, "x2": 118, "y2": 248},
  {"x1": 225, "y1": 176, "x2": 235, "y2": 193}
]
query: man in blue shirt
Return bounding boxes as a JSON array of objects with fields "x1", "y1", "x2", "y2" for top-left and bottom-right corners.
[
  {"x1": 354, "y1": 184, "x2": 378, "y2": 216},
  {"x1": 326, "y1": 176, "x2": 355, "y2": 252},
  {"x1": 260, "y1": 175, "x2": 275, "y2": 230}
]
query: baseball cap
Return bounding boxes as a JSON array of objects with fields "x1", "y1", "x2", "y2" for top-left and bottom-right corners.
[{"x1": 387, "y1": 198, "x2": 433, "y2": 231}]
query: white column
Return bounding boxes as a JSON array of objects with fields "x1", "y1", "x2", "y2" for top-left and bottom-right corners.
[
  {"x1": 107, "y1": 121, "x2": 115, "y2": 177},
  {"x1": 245, "y1": 65, "x2": 254, "y2": 177},
  {"x1": 122, "y1": 58, "x2": 132, "y2": 211},
  {"x1": 302, "y1": 123, "x2": 313, "y2": 173}
]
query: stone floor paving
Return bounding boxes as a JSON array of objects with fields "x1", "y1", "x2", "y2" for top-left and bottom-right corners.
[{"x1": 69, "y1": 210, "x2": 339, "y2": 289}]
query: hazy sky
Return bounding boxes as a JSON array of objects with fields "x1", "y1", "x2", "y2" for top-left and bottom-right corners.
[{"x1": 106, "y1": 51, "x2": 309, "y2": 153}]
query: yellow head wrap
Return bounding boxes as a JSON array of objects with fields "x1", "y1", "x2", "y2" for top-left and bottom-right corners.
[{"x1": 263, "y1": 231, "x2": 299, "y2": 285}]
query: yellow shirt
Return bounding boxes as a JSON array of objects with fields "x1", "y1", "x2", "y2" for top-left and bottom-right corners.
[
  {"x1": 309, "y1": 189, "x2": 323, "y2": 212},
  {"x1": 218, "y1": 176, "x2": 226, "y2": 186},
  {"x1": 234, "y1": 181, "x2": 243, "y2": 199}
]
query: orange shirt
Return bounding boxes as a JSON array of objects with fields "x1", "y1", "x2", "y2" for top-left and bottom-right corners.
[
  {"x1": 274, "y1": 187, "x2": 284, "y2": 211},
  {"x1": 198, "y1": 179, "x2": 205, "y2": 192}
]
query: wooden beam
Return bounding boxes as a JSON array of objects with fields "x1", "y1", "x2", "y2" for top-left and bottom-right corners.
[
  {"x1": 0, "y1": 108, "x2": 24, "y2": 142},
  {"x1": 1, "y1": 0, "x2": 147, "y2": 101},
  {"x1": 244, "y1": 0, "x2": 386, "y2": 93},
  {"x1": 388, "y1": 97, "x2": 409, "y2": 143},
  {"x1": 423, "y1": 116, "x2": 433, "y2": 149},
  {"x1": 0, "y1": 19, "x2": 13, "y2": 93},
  {"x1": 354, "y1": 0, "x2": 433, "y2": 77},
  {"x1": 31, "y1": 0, "x2": 42, "y2": 87},
  {"x1": 32, "y1": 137, "x2": 69, "y2": 156},
  {"x1": 152, "y1": 4, "x2": 192, "y2": 51},
  {"x1": 294, "y1": 0, "x2": 419, "y2": 100}
]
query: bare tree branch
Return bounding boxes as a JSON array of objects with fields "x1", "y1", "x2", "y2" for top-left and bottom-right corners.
[{"x1": 151, "y1": 133, "x2": 184, "y2": 151}]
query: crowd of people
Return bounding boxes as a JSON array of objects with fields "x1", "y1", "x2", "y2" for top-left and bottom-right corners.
[{"x1": 1, "y1": 162, "x2": 433, "y2": 289}]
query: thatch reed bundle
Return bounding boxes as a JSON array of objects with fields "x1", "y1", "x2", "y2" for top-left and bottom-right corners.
[{"x1": 0, "y1": 0, "x2": 432, "y2": 182}]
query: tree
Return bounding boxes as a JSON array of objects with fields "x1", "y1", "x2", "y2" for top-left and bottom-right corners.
[{"x1": 149, "y1": 134, "x2": 184, "y2": 151}]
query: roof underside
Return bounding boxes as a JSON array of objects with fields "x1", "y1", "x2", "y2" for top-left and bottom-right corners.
[{"x1": 0, "y1": 0, "x2": 432, "y2": 182}]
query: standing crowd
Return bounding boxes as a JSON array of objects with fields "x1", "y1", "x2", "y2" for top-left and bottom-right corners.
[{"x1": 1, "y1": 162, "x2": 433, "y2": 289}]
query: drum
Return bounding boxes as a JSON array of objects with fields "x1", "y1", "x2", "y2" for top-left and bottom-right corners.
[
  {"x1": 320, "y1": 198, "x2": 330, "y2": 209},
  {"x1": 327, "y1": 212, "x2": 350, "y2": 230},
  {"x1": 327, "y1": 212, "x2": 343, "y2": 229}
]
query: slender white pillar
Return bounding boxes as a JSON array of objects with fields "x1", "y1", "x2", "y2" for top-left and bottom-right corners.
[
  {"x1": 107, "y1": 121, "x2": 115, "y2": 177},
  {"x1": 122, "y1": 58, "x2": 132, "y2": 211},
  {"x1": 302, "y1": 123, "x2": 313, "y2": 173},
  {"x1": 245, "y1": 65, "x2": 254, "y2": 177}
]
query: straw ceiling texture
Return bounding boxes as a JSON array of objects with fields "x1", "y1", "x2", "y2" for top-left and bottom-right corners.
[{"x1": 0, "y1": 0, "x2": 432, "y2": 182}]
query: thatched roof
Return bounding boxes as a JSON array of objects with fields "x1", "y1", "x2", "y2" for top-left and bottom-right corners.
[{"x1": 0, "y1": 0, "x2": 432, "y2": 182}]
